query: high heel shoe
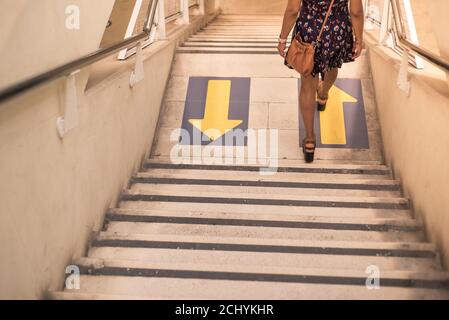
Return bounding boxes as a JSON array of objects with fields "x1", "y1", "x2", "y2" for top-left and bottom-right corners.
[
  {"x1": 302, "y1": 137, "x2": 317, "y2": 163},
  {"x1": 317, "y1": 81, "x2": 328, "y2": 112}
]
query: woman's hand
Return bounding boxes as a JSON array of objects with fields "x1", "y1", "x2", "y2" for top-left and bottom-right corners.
[
  {"x1": 352, "y1": 39, "x2": 363, "y2": 59},
  {"x1": 278, "y1": 42, "x2": 287, "y2": 57}
]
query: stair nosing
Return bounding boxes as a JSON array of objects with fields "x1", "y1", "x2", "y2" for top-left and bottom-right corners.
[
  {"x1": 143, "y1": 161, "x2": 392, "y2": 175},
  {"x1": 75, "y1": 259, "x2": 449, "y2": 290},
  {"x1": 131, "y1": 176, "x2": 401, "y2": 191},
  {"x1": 120, "y1": 192, "x2": 410, "y2": 210},
  {"x1": 92, "y1": 233, "x2": 436, "y2": 259},
  {"x1": 105, "y1": 212, "x2": 420, "y2": 232}
]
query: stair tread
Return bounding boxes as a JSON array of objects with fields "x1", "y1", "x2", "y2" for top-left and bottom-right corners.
[
  {"x1": 132, "y1": 177, "x2": 400, "y2": 187},
  {"x1": 148, "y1": 156, "x2": 386, "y2": 166},
  {"x1": 183, "y1": 42, "x2": 280, "y2": 47},
  {"x1": 64, "y1": 275, "x2": 449, "y2": 299},
  {"x1": 95, "y1": 232, "x2": 435, "y2": 252},
  {"x1": 103, "y1": 221, "x2": 423, "y2": 242},
  {"x1": 89, "y1": 246, "x2": 440, "y2": 272},
  {"x1": 190, "y1": 36, "x2": 280, "y2": 40},
  {"x1": 122, "y1": 189, "x2": 409, "y2": 205},
  {"x1": 108, "y1": 208, "x2": 418, "y2": 227},
  {"x1": 186, "y1": 38, "x2": 279, "y2": 43},
  {"x1": 120, "y1": 201, "x2": 412, "y2": 220},
  {"x1": 130, "y1": 183, "x2": 400, "y2": 199},
  {"x1": 141, "y1": 169, "x2": 393, "y2": 184},
  {"x1": 139, "y1": 169, "x2": 394, "y2": 182},
  {"x1": 178, "y1": 47, "x2": 279, "y2": 54},
  {"x1": 75, "y1": 257, "x2": 449, "y2": 282},
  {"x1": 144, "y1": 158, "x2": 391, "y2": 172}
]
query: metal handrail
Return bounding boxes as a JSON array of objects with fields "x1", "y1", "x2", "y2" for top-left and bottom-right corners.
[
  {"x1": 389, "y1": 0, "x2": 449, "y2": 72},
  {"x1": 0, "y1": 0, "x2": 159, "y2": 104}
]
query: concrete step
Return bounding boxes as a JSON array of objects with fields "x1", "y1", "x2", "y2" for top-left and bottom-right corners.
[
  {"x1": 64, "y1": 275, "x2": 449, "y2": 299},
  {"x1": 106, "y1": 208, "x2": 418, "y2": 230},
  {"x1": 75, "y1": 258, "x2": 449, "y2": 287},
  {"x1": 141, "y1": 168, "x2": 393, "y2": 182},
  {"x1": 144, "y1": 160, "x2": 393, "y2": 176},
  {"x1": 177, "y1": 47, "x2": 279, "y2": 54},
  {"x1": 90, "y1": 231, "x2": 439, "y2": 271},
  {"x1": 198, "y1": 31, "x2": 281, "y2": 35},
  {"x1": 136, "y1": 169, "x2": 399, "y2": 186},
  {"x1": 120, "y1": 188, "x2": 410, "y2": 210},
  {"x1": 205, "y1": 23, "x2": 282, "y2": 27},
  {"x1": 203, "y1": 25, "x2": 280, "y2": 29},
  {"x1": 67, "y1": 258, "x2": 449, "y2": 299},
  {"x1": 183, "y1": 42, "x2": 278, "y2": 48},
  {"x1": 131, "y1": 181, "x2": 400, "y2": 198},
  {"x1": 196, "y1": 33, "x2": 280, "y2": 37},
  {"x1": 215, "y1": 15, "x2": 283, "y2": 20},
  {"x1": 201, "y1": 27, "x2": 280, "y2": 31},
  {"x1": 213, "y1": 18, "x2": 282, "y2": 21},
  {"x1": 88, "y1": 247, "x2": 439, "y2": 272},
  {"x1": 132, "y1": 172, "x2": 401, "y2": 197},
  {"x1": 92, "y1": 232, "x2": 437, "y2": 256},
  {"x1": 104, "y1": 220, "x2": 423, "y2": 243},
  {"x1": 191, "y1": 34, "x2": 279, "y2": 39},
  {"x1": 148, "y1": 156, "x2": 386, "y2": 166},
  {"x1": 119, "y1": 201, "x2": 413, "y2": 220},
  {"x1": 93, "y1": 232, "x2": 437, "y2": 256},
  {"x1": 185, "y1": 38, "x2": 279, "y2": 43}
]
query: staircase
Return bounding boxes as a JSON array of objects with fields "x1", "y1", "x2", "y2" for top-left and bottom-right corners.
[
  {"x1": 51, "y1": 15, "x2": 449, "y2": 300},
  {"x1": 178, "y1": 15, "x2": 280, "y2": 54}
]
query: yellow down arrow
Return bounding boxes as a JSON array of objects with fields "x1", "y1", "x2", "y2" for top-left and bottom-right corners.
[
  {"x1": 189, "y1": 80, "x2": 243, "y2": 141},
  {"x1": 319, "y1": 85, "x2": 358, "y2": 145}
]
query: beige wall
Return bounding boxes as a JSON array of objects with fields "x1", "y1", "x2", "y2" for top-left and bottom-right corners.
[
  {"x1": 427, "y1": 0, "x2": 449, "y2": 87},
  {"x1": 0, "y1": 1, "x2": 218, "y2": 299},
  {"x1": 219, "y1": 0, "x2": 287, "y2": 15},
  {"x1": 409, "y1": 0, "x2": 439, "y2": 55},
  {"x1": 366, "y1": 39, "x2": 449, "y2": 270},
  {"x1": 0, "y1": 40, "x2": 176, "y2": 299},
  {"x1": 0, "y1": 0, "x2": 115, "y2": 89}
]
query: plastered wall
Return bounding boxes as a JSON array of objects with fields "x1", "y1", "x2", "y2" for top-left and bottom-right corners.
[
  {"x1": 367, "y1": 40, "x2": 449, "y2": 270},
  {"x1": 0, "y1": 0, "x2": 217, "y2": 299}
]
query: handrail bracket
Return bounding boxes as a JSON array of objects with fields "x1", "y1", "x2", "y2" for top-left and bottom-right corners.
[
  {"x1": 130, "y1": 41, "x2": 145, "y2": 88},
  {"x1": 57, "y1": 70, "x2": 81, "y2": 139}
]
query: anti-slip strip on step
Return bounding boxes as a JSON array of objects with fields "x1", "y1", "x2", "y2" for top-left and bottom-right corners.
[
  {"x1": 131, "y1": 177, "x2": 400, "y2": 191},
  {"x1": 143, "y1": 162, "x2": 391, "y2": 175},
  {"x1": 120, "y1": 194, "x2": 410, "y2": 210},
  {"x1": 77, "y1": 266, "x2": 449, "y2": 290},
  {"x1": 91, "y1": 239, "x2": 436, "y2": 258},
  {"x1": 105, "y1": 213, "x2": 420, "y2": 232}
]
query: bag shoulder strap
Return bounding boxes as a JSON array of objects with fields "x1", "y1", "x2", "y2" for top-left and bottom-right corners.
[{"x1": 316, "y1": 0, "x2": 335, "y2": 43}]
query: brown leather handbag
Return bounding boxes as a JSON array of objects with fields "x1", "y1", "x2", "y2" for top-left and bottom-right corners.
[{"x1": 286, "y1": 0, "x2": 335, "y2": 77}]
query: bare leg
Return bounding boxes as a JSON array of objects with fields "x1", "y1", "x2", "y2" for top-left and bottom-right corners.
[
  {"x1": 299, "y1": 74, "x2": 319, "y2": 146},
  {"x1": 319, "y1": 68, "x2": 339, "y2": 98}
]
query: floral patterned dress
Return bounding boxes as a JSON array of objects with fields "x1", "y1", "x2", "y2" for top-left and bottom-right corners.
[{"x1": 288, "y1": 0, "x2": 355, "y2": 78}]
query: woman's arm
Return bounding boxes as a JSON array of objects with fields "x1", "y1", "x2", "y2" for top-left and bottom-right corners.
[
  {"x1": 350, "y1": 0, "x2": 365, "y2": 59},
  {"x1": 278, "y1": 0, "x2": 302, "y2": 57}
]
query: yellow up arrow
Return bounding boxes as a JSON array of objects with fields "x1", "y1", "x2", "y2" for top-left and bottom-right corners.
[
  {"x1": 189, "y1": 80, "x2": 243, "y2": 141},
  {"x1": 319, "y1": 85, "x2": 358, "y2": 145}
]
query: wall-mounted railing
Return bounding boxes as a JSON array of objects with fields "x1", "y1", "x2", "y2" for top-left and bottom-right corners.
[
  {"x1": 364, "y1": 0, "x2": 449, "y2": 73},
  {"x1": 0, "y1": 0, "x2": 159, "y2": 105},
  {"x1": 0, "y1": 0, "x2": 206, "y2": 138}
]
